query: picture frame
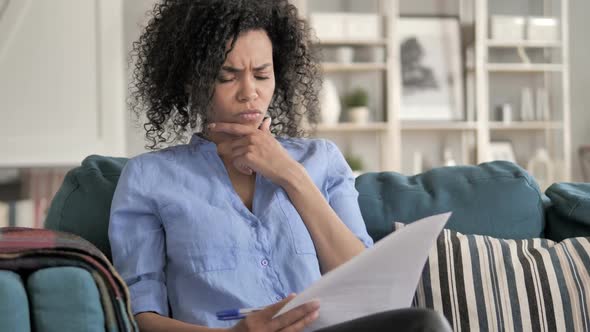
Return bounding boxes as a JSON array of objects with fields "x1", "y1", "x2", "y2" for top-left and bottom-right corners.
[
  {"x1": 488, "y1": 141, "x2": 517, "y2": 163},
  {"x1": 398, "y1": 16, "x2": 464, "y2": 121}
]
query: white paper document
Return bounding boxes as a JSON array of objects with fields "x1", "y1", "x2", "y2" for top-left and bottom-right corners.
[{"x1": 275, "y1": 212, "x2": 451, "y2": 331}]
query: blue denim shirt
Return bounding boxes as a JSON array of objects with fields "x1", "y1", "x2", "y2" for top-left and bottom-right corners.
[{"x1": 108, "y1": 134, "x2": 373, "y2": 328}]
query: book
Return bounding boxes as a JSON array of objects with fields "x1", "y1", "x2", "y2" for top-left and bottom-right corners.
[
  {"x1": 14, "y1": 200, "x2": 34, "y2": 228},
  {"x1": 275, "y1": 212, "x2": 451, "y2": 331},
  {"x1": 0, "y1": 202, "x2": 8, "y2": 228},
  {"x1": 0, "y1": 200, "x2": 34, "y2": 228}
]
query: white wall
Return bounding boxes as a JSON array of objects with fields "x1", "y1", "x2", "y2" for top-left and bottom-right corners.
[
  {"x1": 0, "y1": 0, "x2": 126, "y2": 166},
  {"x1": 569, "y1": 0, "x2": 590, "y2": 181},
  {"x1": 123, "y1": 0, "x2": 157, "y2": 157}
]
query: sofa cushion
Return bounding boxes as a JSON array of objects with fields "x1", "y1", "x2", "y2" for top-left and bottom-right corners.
[
  {"x1": 27, "y1": 267, "x2": 105, "y2": 332},
  {"x1": 393, "y1": 222, "x2": 590, "y2": 331},
  {"x1": 356, "y1": 161, "x2": 547, "y2": 241},
  {"x1": 0, "y1": 270, "x2": 30, "y2": 332},
  {"x1": 545, "y1": 182, "x2": 590, "y2": 242},
  {"x1": 45, "y1": 155, "x2": 128, "y2": 261}
]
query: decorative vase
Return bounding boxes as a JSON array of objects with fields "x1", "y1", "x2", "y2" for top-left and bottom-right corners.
[
  {"x1": 347, "y1": 106, "x2": 369, "y2": 124},
  {"x1": 527, "y1": 148, "x2": 554, "y2": 190},
  {"x1": 412, "y1": 151, "x2": 423, "y2": 174},
  {"x1": 536, "y1": 88, "x2": 550, "y2": 121},
  {"x1": 336, "y1": 47, "x2": 354, "y2": 64},
  {"x1": 520, "y1": 87, "x2": 535, "y2": 121},
  {"x1": 319, "y1": 79, "x2": 341, "y2": 125}
]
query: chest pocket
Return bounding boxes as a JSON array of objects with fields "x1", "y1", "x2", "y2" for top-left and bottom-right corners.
[
  {"x1": 276, "y1": 191, "x2": 317, "y2": 255},
  {"x1": 161, "y1": 203, "x2": 238, "y2": 274}
]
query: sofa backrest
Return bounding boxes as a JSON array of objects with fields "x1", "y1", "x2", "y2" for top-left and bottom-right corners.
[
  {"x1": 45, "y1": 156, "x2": 548, "y2": 260},
  {"x1": 45, "y1": 155, "x2": 128, "y2": 260},
  {"x1": 355, "y1": 161, "x2": 548, "y2": 242}
]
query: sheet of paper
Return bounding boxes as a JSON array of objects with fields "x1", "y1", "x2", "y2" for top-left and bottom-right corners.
[{"x1": 275, "y1": 212, "x2": 451, "y2": 331}]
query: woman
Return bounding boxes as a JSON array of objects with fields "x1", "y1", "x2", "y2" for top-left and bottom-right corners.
[{"x1": 109, "y1": 0, "x2": 451, "y2": 331}]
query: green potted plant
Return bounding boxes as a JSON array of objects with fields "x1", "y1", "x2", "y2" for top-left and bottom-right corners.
[
  {"x1": 345, "y1": 154, "x2": 364, "y2": 177},
  {"x1": 342, "y1": 88, "x2": 370, "y2": 124}
]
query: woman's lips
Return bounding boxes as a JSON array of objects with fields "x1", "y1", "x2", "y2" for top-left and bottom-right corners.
[{"x1": 237, "y1": 111, "x2": 262, "y2": 122}]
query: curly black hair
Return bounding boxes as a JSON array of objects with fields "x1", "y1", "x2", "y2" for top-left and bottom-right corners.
[{"x1": 129, "y1": 0, "x2": 322, "y2": 150}]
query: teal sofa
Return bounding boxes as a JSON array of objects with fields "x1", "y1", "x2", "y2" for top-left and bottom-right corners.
[{"x1": 1, "y1": 155, "x2": 589, "y2": 331}]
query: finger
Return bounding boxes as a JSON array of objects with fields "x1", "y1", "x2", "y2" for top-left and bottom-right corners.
[
  {"x1": 229, "y1": 136, "x2": 254, "y2": 150},
  {"x1": 231, "y1": 146, "x2": 254, "y2": 160},
  {"x1": 259, "y1": 294, "x2": 297, "y2": 320},
  {"x1": 209, "y1": 122, "x2": 256, "y2": 137},
  {"x1": 278, "y1": 309, "x2": 320, "y2": 332},
  {"x1": 269, "y1": 300, "x2": 320, "y2": 331},
  {"x1": 233, "y1": 161, "x2": 253, "y2": 175},
  {"x1": 260, "y1": 117, "x2": 272, "y2": 133}
]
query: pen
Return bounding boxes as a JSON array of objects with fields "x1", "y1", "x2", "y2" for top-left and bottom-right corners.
[{"x1": 216, "y1": 307, "x2": 264, "y2": 321}]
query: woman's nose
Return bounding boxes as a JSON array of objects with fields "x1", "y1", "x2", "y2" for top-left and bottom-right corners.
[{"x1": 237, "y1": 77, "x2": 258, "y2": 102}]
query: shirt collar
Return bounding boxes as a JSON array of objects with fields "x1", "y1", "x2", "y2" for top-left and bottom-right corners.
[{"x1": 189, "y1": 133, "x2": 217, "y2": 152}]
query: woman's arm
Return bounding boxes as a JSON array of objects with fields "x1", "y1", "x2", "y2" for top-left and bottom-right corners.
[
  {"x1": 276, "y1": 159, "x2": 366, "y2": 273},
  {"x1": 211, "y1": 122, "x2": 369, "y2": 273},
  {"x1": 136, "y1": 294, "x2": 319, "y2": 332},
  {"x1": 136, "y1": 312, "x2": 225, "y2": 332}
]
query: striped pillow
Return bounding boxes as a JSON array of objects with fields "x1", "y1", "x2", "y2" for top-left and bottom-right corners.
[{"x1": 392, "y1": 222, "x2": 590, "y2": 332}]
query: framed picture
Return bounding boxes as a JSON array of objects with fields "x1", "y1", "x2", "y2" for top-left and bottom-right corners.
[
  {"x1": 488, "y1": 141, "x2": 516, "y2": 163},
  {"x1": 398, "y1": 17, "x2": 464, "y2": 120}
]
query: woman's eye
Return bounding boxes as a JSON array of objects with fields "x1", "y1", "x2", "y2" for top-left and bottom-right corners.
[
  {"x1": 217, "y1": 76, "x2": 235, "y2": 83},
  {"x1": 255, "y1": 76, "x2": 270, "y2": 80}
]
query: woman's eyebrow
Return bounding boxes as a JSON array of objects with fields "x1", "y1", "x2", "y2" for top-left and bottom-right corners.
[{"x1": 221, "y1": 63, "x2": 273, "y2": 73}]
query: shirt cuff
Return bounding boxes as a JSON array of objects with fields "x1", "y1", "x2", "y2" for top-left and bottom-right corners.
[{"x1": 129, "y1": 279, "x2": 169, "y2": 317}]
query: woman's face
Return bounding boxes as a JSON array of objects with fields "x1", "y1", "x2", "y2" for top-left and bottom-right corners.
[{"x1": 209, "y1": 29, "x2": 275, "y2": 129}]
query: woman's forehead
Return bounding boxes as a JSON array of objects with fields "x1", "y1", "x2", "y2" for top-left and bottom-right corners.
[{"x1": 223, "y1": 30, "x2": 273, "y2": 66}]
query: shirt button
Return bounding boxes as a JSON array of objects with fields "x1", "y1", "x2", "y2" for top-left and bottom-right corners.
[
  {"x1": 251, "y1": 222, "x2": 258, "y2": 228},
  {"x1": 261, "y1": 259, "x2": 269, "y2": 267}
]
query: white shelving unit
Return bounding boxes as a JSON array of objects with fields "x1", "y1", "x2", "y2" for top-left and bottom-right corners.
[
  {"x1": 295, "y1": 0, "x2": 571, "y2": 180},
  {"x1": 474, "y1": 0, "x2": 572, "y2": 183},
  {"x1": 321, "y1": 62, "x2": 388, "y2": 72},
  {"x1": 296, "y1": 0, "x2": 399, "y2": 172}
]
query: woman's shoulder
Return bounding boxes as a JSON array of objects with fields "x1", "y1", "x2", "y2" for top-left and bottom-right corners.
[
  {"x1": 277, "y1": 137, "x2": 336, "y2": 153},
  {"x1": 125, "y1": 143, "x2": 195, "y2": 174},
  {"x1": 277, "y1": 137, "x2": 342, "y2": 164}
]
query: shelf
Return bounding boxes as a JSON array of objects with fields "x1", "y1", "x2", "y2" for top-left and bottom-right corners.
[
  {"x1": 322, "y1": 62, "x2": 387, "y2": 72},
  {"x1": 489, "y1": 121, "x2": 563, "y2": 130},
  {"x1": 486, "y1": 40, "x2": 562, "y2": 48},
  {"x1": 401, "y1": 121, "x2": 477, "y2": 131},
  {"x1": 486, "y1": 63, "x2": 563, "y2": 72},
  {"x1": 313, "y1": 39, "x2": 387, "y2": 46},
  {"x1": 315, "y1": 122, "x2": 389, "y2": 132}
]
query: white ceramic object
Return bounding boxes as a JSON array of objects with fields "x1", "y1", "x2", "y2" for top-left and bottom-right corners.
[
  {"x1": 527, "y1": 17, "x2": 559, "y2": 41},
  {"x1": 527, "y1": 148, "x2": 554, "y2": 189},
  {"x1": 412, "y1": 151, "x2": 423, "y2": 174},
  {"x1": 501, "y1": 103, "x2": 513, "y2": 123},
  {"x1": 343, "y1": 14, "x2": 381, "y2": 41},
  {"x1": 309, "y1": 13, "x2": 346, "y2": 41},
  {"x1": 443, "y1": 148, "x2": 457, "y2": 167},
  {"x1": 520, "y1": 87, "x2": 535, "y2": 121},
  {"x1": 319, "y1": 79, "x2": 341, "y2": 125},
  {"x1": 347, "y1": 107, "x2": 370, "y2": 124},
  {"x1": 536, "y1": 87, "x2": 551, "y2": 121},
  {"x1": 490, "y1": 15, "x2": 525, "y2": 41},
  {"x1": 335, "y1": 47, "x2": 354, "y2": 63}
]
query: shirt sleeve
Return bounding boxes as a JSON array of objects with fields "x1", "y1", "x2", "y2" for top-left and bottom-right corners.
[
  {"x1": 108, "y1": 157, "x2": 169, "y2": 317},
  {"x1": 324, "y1": 140, "x2": 374, "y2": 248}
]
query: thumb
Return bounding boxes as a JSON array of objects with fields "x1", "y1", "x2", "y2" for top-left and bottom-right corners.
[{"x1": 260, "y1": 116, "x2": 271, "y2": 132}]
